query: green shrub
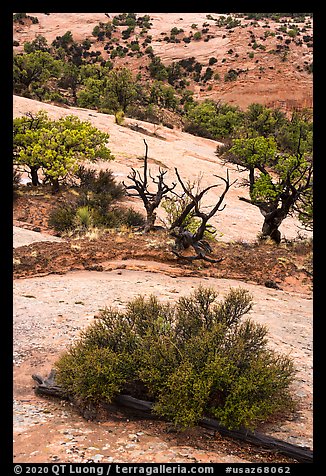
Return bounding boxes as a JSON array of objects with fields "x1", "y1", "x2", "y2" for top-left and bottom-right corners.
[
  {"x1": 48, "y1": 203, "x2": 77, "y2": 232},
  {"x1": 56, "y1": 344, "x2": 133, "y2": 402},
  {"x1": 184, "y1": 100, "x2": 244, "y2": 140},
  {"x1": 224, "y1": 69, "x2": 238, "y2": 82},
  {"x1": 119, "y1": 207, "x2": 146, "y2": 227},
  {"x1": 202, "y1": 67, "x2": 213, "y2": 82},
  {"x1": 49, "y1": 163, "x2": 143, "y2": 232},
  {"x1": 49, "y1": 202, "x2": 144, "y2": 233},
  {"x1": 126, "y1": 104, "x2": 161, "y2": 125},
  {"x1": 115, "y1": 110, "x2": 125, "y2": 125},
  {"x1": 55, "y1": 286, "x2": 296, "y2": 431},
  {"x1": 183, "y1": 120, "x2": 214, "y2": 139},
  {"x1": 74, "y1": 206, "x2": 93, "y2": 229},
  {"x1": 13, "y1": 13, "x2": 27, "y2": 22},
  {"x1": 92, "y1": 206, "x2": 145, "y2": 229},
  {"x1": 75, "y1": 166, "x2": 125, "y2": 200},
  {"x1": 162, "y1": 195, "x2": 217, "y2": 239},
  {"x1": 93, "y1": 208, "x2": 124, "y2": 228}
]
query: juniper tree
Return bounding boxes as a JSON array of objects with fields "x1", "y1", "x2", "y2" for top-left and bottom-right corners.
[
  {"x1": 13, "y1": 111, "x2": 114, "y2": 192},
  {"x1": 223, "y1": 132, "x2": 313, "y2": 243}
]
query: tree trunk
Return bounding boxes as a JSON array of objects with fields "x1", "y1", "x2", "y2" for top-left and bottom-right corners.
[
  {"x1": 72, "y1": 86, "x2": 78, "y2": 105},
  {"x1": 51, "y1": 178, "x2": 60, "y2": 194},
  {"x1": 261, "y1": 210, "x2": 284, "y2": 244},
  {"x1": 144, "y1": 210, "x2": 157, "y2": 232},
  {"x1": 30, "y1": 166, "x2": 40, "y2": 186}
]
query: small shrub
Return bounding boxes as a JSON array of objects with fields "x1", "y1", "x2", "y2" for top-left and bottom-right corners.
[
  {"x1": 120, "y1": 207, "x2": 146, "y2": 227},
  {"x1": 75, "y1": 202, "x2": 145, "y2": 230},
  {"x1": 75, "y1": 166, "x2": 124, "y2": 200},
  {"x1": 201, "y1": 67, "x2": 213, "y2": 82},
  {"x1": 48, "y1": 204, "x2": 77, "y2": 232},
  {"x1": 95, "y1": 207, "x2": 145, "y2": 229},
  {"x1": 93, "y1": 208, "x2": 121, "y2": 228},
  {"x1": 224, "y1": 69, "x2": 238, "y2": 82},
  {"x1": 55, "y1": 286, "x2": 296, "y2": 431},
  {"x1": 74, "y1": 206, "x2": 93, "y2": 229},
  {"x1": 170, "y1": 27, "x2": 183, "y2": 36},
  {"x1": 115, "y1": 110, "x2": 125, "y2": 125},
  {"x1": 183, "y1": 120, "x2": 214, "y2": 139},
  {"x1": 126, "y1": 104, "x2": 161, "y2": 125},
  {"x1": 13, "y1": 13, "x2": 27, "y2": 22},
  {"x1": 13, "y1": 12, "x2": 39, "y2": 24}
]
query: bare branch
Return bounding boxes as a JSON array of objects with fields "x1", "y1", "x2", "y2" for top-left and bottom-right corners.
[
  {"x1": 123, "y1": 141, "x2": 176, "y2": 231},
  {"x1": 143, "y1": 139, "x2": 148, "y2": 188},
  {"x1": 170, "y1": 169, "x2": 235, "y2": 262}
]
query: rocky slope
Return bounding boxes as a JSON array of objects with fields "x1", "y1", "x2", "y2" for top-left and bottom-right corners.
[
  {"x1": 13, "y1": 12, "x2": 313, "y2": 111},
  {"x1": 13, "y1": 95, "x2": 312, "y2": 243}
]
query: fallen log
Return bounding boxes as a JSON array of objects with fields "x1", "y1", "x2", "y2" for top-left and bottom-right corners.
[
  {"x1": 200, "y1": 417, "x2": 313, "y2": 464},
  {"x1": 32, "y1": 369, "x2": 68, "y2": 399},
  {"x1": 32, "y1": 372, "x2": 313, "y2": 463}
]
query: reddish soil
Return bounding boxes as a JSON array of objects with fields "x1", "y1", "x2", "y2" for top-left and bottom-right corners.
[
  {"x1": 13, "y1": 190, "x2": 312, "y2": 295},
  {"x1": 13, "y1": 234, "x2": 312, "y2": 295}
]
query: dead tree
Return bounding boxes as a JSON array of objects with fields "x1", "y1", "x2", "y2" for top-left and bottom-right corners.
[
  {"x1": 123, "y1": 139, "x2": 176, "y2": 232},
  {"x1": 33, "y1": 370, "x2": 313, "y2": 463},
  {"x1": 170, "y1": 168, "x2": 236, "y2": 262}
]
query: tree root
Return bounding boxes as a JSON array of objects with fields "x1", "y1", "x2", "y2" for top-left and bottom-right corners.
[{"x1": 172, "y1": 250, "x2": 224, "y2": 264}]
